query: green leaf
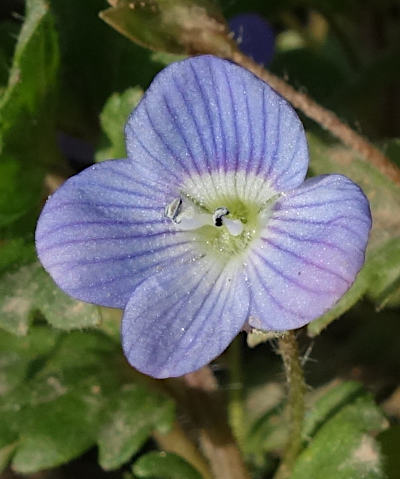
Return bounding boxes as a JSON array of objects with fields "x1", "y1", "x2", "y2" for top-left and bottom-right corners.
[
  {"x1": 0, "y1": 0, "x2": 59, "y2": 137},
  {"x1": 302, "y1": 381, "x2": 364, "y2": 440},
  {"x1": 0, "y1": 324, "x2": 60, "y2": 399},
  {"x1": 245, "y1": 403, "x2": 287, "y2": 460},
  {"x1": 0, "y1": 261, "x2": 101, "y2": 335},
  {"x1": 291, "y1": 389, "x2": 387, "y2": 479},
  {"x1": 98, "y1": 384, "x2": 174, "y2": 470},
  {"x1": 96, "y1": 87, "x2": 144, "y2": 162},
  {"x1": 133, "y1": 452, "x2": 204, "y2": 479},
  {"x1": 11, "y1": 394, "x2": 99, "y2": 473},
  {"x1": 0, "y1": 238, "x2": 36, "y2": 274},
  {"x1": 0, "y1": 325, "x2": 61, "y2": 473},
  {"x1": 0, "y1": 262, "x2": 36, "y2": 336},
  {"x1": 3, "y1": 330, "x2": 120, "y2": 473},
  {"x1": 35, "y1": 268, "x2": 101, "y2": 331},
  {"x1": 150, "y1": 51, "x2": 187, "y2": 66},
  {"x1": 0, "y1": 324, "x2": 176, "y2": 473},
  {"x1": 0, "y1": 0, "x2": 59, "y2": 230},
  {"x1": 307, "y1": 134, "x2": 400, "y2": 335},
  {"x1": 99, "y1": 0, "x2": 235, "y2": 57},
  {"x1": 0, "y1": 157, "x2": 44, "y2": 230},
  {"x1": 244, "y1": 383, "x2": 287, "y2": 470}
]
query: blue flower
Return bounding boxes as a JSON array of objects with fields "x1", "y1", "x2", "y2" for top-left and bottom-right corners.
[
  {"x1": 229, "y1": 13, "x2": 275, "y2": 66},
  {"x1": 36, "y1": 55, "x2": 371, "y2": 378}
]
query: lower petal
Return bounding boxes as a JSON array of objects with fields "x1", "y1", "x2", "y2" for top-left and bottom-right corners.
[
  {"x1": 247, "y1": 174, "x2": 371, "y2": 330},
  {"x1": 121, "y1": 258, "x2": 250, "y2": 378}
]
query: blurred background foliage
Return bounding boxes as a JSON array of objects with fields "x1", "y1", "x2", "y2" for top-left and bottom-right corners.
[{"x1": 0, "y1": 0, "x2": 399, "y2": 478}]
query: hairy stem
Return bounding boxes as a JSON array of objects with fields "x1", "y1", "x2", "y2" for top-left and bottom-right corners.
[
  {"x1": 274, "y1": 331, "x2": 306, "y2": 479},
  {"x1": 227, "y1": 50, "x2": 400, "y2": 185}
]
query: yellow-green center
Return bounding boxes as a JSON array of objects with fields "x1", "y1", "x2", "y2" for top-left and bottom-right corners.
[
  {"x1": 195, "y1": 197, "x2": 261, "y2": 257},
  {"x1": 166, "y1": 192, "x2": 280, "y2": 261}
]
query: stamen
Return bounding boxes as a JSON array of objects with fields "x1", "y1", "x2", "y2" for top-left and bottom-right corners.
[
  {"x1": 165, "y1": 197, "x2": 212, "y2": 230},
  {"x1": 165, "y1": 198, "x2": 244, "y2": 236},
  {"x1": 165, "y1": 197, "x2": 182, "y2": 223},
  {"x1": 213, "y1": 207, "x2": 243, "y2": 236},
  {"x1": 213, "y1": 207, "x2": 229, "y2": 227}
]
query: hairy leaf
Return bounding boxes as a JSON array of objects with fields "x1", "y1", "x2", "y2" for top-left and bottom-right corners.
[
  {"x1": 98, "y1": 384, "x2": 174, "y2": 470},
  {"x1": 292, "y1": 387, "x2": 387, "y2": 479},
  {"x1": 0, "y1": 326, "x2": 174, "y2": 473},
  {"x1": 0, "y1": 261, "x2": 101, "y2": 335},
  {"x1": 0, "y1": 0, "x2": 59, "y2": 230},
  {"x1": 99, "y1": 0, "x2": 235, "y2": 57}
]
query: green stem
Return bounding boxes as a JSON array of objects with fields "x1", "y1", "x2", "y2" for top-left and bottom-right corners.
[
  {"x1": 228, "y1": 336, "x2": 245, "y2": 448},
  {"x1": 274, "y1": 331, "x2": 306, "y2": 479}
]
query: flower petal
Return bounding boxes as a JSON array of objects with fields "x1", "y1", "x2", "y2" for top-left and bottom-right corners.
[
  {"x1": 247, "y1": 174, "x2": 371, "y2": 330},
  {"x1": 125, "y1": 55, "x2": 308, "y2": 193},
  {"x1": 36, "y1": 159, "x2": 200, "y2": 308},
  {"x1": 121, "y1": 258, "x2": 250, "y2": 378}
]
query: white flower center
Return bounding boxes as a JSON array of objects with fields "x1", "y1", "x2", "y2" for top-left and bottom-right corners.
[
  {"x1": 164, "y1": 171, "x2": 281, "y2": 260},
  {"x1": 165, "y1": 197, "x2": 244, "y2": 237}
]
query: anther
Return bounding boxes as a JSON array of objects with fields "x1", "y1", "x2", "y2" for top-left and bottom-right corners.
[
  {"x1": 165, "y1": 199, "x2": 243, "y2": 236},
  {"x1": 213, "y1": 207, "x2": 229, "y2": 227},
  {"x1": 165, "y1": 197, "x2": 183, "y2": 223},
  {"x1": 165, "y1": 196, "x2": 211, "y2": 230}
]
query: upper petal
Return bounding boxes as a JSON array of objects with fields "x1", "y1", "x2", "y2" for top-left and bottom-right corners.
[
  {"x1": 246, "y1": 174, "x2": 371, "y2": 330},
  {"x1": 36, "y1": 159, "x2": 200, "y2": 308},
  {"x1": 121, "y1": 258, "x2": 250, "y2": 378},
  {"x1": 125, "y1": 55, "x2": 308, "y2": 193}
]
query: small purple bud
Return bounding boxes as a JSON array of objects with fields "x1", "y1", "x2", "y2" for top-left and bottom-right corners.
[{"x1": 229, "y1": 13, "x2": 275, "y2": 66}]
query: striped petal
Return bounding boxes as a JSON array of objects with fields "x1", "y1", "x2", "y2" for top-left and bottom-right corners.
[
  {"x1": 35, "y1": 159, "x2": 200, "y2": 308},
  {"x1": 122, "y1": 257, "x2": 250, "y2": 378},
  {"x1": 246, "y1": 174, "x2": 371, "y2": 330},
  {"x1": 125, "y1": 55, "x2": 308, "y2": 193}
]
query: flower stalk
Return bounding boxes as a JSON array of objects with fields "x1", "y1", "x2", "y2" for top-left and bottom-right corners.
[{"x1": 274, "y1": 331, "x2": 306, "y2": 479}]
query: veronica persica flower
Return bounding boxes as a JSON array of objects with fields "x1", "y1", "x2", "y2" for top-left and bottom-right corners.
[{"x1": 36, "y1": 55, "x2": 371, "y2": 378}]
